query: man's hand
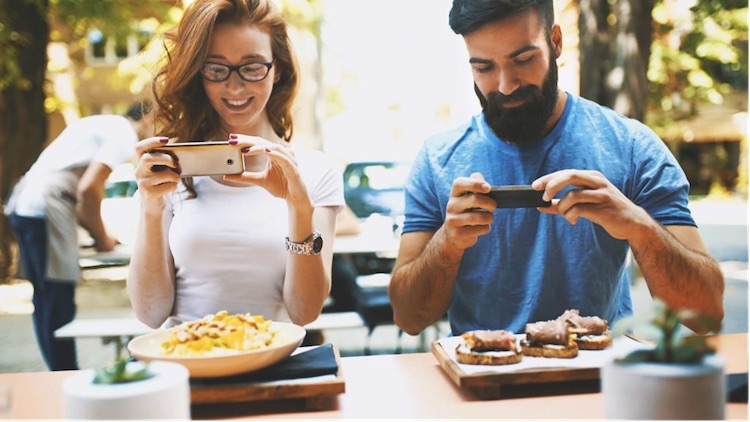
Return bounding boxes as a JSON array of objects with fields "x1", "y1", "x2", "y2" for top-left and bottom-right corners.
[
  {"x1": 532, "y1": 169, "x2": 652, "y2": 241},
  {"x1": 442, "y1": 173, "x2": 496, "y2": 250},
  {"x1": 95, "y1": 235, "x2": 120, "y2": 253}
]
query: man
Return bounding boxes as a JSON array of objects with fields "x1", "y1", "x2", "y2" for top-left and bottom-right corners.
[
  {"x1": 4, "y1": 102, "x2": 153, "y2": 370},
  {"x1": 388, "y1": 0, "x2": 723, "y2": 337}
]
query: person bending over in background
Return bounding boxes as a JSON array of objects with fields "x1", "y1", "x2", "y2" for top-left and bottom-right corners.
[
  {"x1": 388, "y1": 0, "x2": 723, "y2": 338},
  {"x1": 4, "y1": 101, "x2": 154, "y2": 370},
  {"x1": 127, "y1": 0, "x2": 344, "y2": 329}
]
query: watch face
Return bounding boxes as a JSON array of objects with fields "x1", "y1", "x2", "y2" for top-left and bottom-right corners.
[{"x1": 312, "y1": 235, "x2": 323, "y2": 253}]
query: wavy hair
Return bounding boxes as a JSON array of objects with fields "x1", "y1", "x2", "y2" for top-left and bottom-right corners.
[
  {"x1": 152, "y1": 0, "x2": 299, "y2": 143},
  {"x1": 151, "y1": 0, "x2": 299, "y2": 197}
]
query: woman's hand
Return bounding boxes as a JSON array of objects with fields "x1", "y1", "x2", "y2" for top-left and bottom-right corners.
[
  {"x1": 223, "y1": 134, "x2": 312, "y2": 209},
  {"x1": 134, "y1": 136, "x2": 181, "y2": 215}
]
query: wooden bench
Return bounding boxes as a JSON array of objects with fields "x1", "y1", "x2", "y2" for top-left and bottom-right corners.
[
  {"x1": 54, "y1": 317, "x2": 154, "y2": 360},
  {"x1": 305, "y1": 311, "x2": 365, "y2": 331}
]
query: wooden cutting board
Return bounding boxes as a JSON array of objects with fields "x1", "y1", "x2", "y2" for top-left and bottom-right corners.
[
  {"x1": 432, "y1": 335, "x2": 648, "y2": 400},
  {"x1": 189, "y1": 345, "x2": 345, "y2": 410}
]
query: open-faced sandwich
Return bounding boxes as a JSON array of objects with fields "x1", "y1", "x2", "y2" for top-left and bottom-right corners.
[
  {"x1": 455, "y1": 330, "x2": 523, "y2": 365},
  {"x1": 521, "y1": 318, "x2": 579, "y2": 358},
  {"x1": 558, "y1": 309, "x2": 612, "y2": 350}
]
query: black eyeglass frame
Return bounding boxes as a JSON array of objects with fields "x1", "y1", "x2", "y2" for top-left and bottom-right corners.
[{"x1": 200, "y1": 59, "x2": 275, "y2": 82}]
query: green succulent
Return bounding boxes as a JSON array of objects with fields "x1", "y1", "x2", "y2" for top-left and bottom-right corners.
[
  {"x1": 612, "y1": 298, "x2": 722, "y2": 364},
  {"x1": 93, "y1": 359, "x2": 153, "y2": 384}
]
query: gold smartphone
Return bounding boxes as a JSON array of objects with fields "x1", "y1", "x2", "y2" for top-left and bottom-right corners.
[{"x1": 150, "y1": 141, "x2": 244, "y2": 177}]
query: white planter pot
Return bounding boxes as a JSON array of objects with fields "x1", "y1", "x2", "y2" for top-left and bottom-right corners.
[
  {"x1": 63, "y1": 361, "x2": 191, "y2": 420},
  {"x1": 601, "y1": 354, "x2": 725, "y2": 420}
]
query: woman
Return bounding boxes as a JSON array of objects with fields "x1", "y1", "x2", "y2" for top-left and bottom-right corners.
[{"x1": 127, "y1": 0, "x2": 344, "y2": 329}]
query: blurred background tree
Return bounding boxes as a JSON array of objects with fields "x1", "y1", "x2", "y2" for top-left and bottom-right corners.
[{"x1": 579, "y1": 0, "x2": 747, "y2": 195}]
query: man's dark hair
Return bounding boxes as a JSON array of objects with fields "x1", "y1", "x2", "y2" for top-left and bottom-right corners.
[
  {"x1": 125, "y1": 100, "x2": 153, "y2": 121},
  {"x1": 449, "y1": 0, "x2": 554, "y2": 35}
]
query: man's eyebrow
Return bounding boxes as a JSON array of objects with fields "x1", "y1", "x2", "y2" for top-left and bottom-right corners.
[
  {"x1": 469, "y1": 45, "x2": 541, "y2": 64},
  {"x1": 469, "y1": 57, "x2": 493, "y2": 65},
  {"x1": 508, "y1": 45, "x2": 539, "y2": 59}
]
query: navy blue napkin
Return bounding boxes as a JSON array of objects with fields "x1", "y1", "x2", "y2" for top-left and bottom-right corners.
[{"x1": 191, "y1": 343, "x2": 339, "y2": 385}]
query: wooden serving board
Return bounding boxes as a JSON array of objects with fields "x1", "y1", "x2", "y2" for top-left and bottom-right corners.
[
  {"x1": 432, "y1": 335, "x2": 648, "y2": 400},
  {"x1": 189, "y1": 345, "x2": 345, "y2": 410}
]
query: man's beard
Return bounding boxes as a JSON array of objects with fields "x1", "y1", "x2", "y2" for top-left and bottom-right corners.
[{"x1": 477, "y1": 56, "x2": 559, "y2": 146}]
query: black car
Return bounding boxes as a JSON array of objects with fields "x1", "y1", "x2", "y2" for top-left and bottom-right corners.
[{"x1": 343, "y1": 161, "x2": 411, "y2": 219}]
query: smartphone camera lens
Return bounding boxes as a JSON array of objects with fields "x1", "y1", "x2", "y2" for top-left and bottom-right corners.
[{"x1": 226, "y1": 159, "x2": 234, "y2": 165}]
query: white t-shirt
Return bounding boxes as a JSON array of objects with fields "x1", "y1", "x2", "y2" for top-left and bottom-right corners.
[
  {"x1": 13, "y1": 115, "x2": 137, "y2": 217},
  {"x1": 166, "y1": 146, "x2": 345, "y2": 324}
]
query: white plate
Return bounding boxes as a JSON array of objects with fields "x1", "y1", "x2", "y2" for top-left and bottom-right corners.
[{"x1": 127, "y1": 321, "x2": 306, "y2": 378}]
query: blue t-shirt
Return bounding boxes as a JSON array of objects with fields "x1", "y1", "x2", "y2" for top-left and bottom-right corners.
[{"x1": 402, "y1": 93, "x2": 694, "y2": 335}]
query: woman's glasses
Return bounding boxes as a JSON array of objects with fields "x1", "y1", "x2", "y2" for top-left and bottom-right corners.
[{"x1": 200, "y1": 60, "x2": 274, "y2": 82}]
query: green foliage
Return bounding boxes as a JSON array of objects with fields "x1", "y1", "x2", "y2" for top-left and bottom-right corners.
[
  {"x1": 93, "y1": 359, "x2": 153, "y2": 385},
  {"x1": 612, "y1": 299, "x2": 722, "y2": 364},
  {"x1": 0, "y1": 0, "x2": 46, "y2": 91},
  {"x1": 51, "y1": 0, "x2": 172, "y2": 40},
  {"x1": 646, "y1": 0, "x2": 748, "y2": 136}
]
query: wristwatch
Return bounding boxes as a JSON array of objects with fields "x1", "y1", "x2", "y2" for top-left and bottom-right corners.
[{"x1": 285, "y1": 231, "x2": 323, "y2": 255}]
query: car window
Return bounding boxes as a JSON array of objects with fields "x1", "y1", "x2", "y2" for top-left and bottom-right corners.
[{"x1": 343, "y1": 162, "x2": 411, "y2": 218}]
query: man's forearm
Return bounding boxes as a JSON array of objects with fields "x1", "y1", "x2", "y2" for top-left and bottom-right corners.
[
  {"x1": 630, "y1": 220, "x2": 724, "y2": 324},
  {"x1": 390, "y1": 229, "x2": 464, "y2": 335},
  {"x1": 77, "y1": 191, "x2": 109, "y2": 247}
]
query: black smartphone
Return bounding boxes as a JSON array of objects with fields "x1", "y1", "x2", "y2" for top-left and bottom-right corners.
[
  {"x1": 485, "y1": 185, "x2": 551, "y2": 208},
  {"x1": 149, "y1": 141, "x2": 244, "y2": 177}
]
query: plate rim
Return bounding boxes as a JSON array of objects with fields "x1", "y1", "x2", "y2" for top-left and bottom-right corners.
[{"x1": 127, "y1": 320, "x2": 306, "y2": 364}]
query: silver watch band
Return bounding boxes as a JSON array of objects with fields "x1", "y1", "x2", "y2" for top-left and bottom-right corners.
[{"x1": 285, "y1": 231, "x2": 323, "y2": 255}]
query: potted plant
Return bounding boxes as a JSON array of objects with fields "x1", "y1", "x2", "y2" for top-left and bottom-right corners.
[
  {"x1": 601, "y1": 299, "x2": 725, "y2": 420},
  {"x1": 62, "y1": 358, "x2": 191, "y2": 419}
]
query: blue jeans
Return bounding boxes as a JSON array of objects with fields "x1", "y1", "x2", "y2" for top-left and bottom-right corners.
[{"x1": 8, "y1": 213, "x2": 78, "y2": 371}]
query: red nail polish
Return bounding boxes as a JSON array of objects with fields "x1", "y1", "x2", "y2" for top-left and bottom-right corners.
[
  {"x1": 229, "y1": 134, "x2": 238, "y2": 139},
  {"x1": 265, "y1": 148, "x2": 271, "y2": 153},
  {"x1": 241, "y1": 147, "x2": 250, "y2": 153},
  {"x1": 229, "y1": 139, "x2": 238, "y2": 145},
  {"x1": 159, "y1": 137, "x2": 169, "y2": 143}
]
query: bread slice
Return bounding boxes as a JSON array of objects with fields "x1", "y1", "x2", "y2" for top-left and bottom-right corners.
[
  {"x1": 520, "y1": 339, "x2": 579, "y2": 358},
  {"x1": 455, "y1": 343, "x2": 523, "y2": 365},
  {"x1": 575, "y1": 331, "x2": 613, "y2": 350}
]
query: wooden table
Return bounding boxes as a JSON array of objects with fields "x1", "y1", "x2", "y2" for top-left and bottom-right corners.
[{"x1": 1, "y1": 333, "x2": 746, "y2": 419}]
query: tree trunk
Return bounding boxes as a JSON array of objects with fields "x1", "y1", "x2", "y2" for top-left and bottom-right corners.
[
  {"x1": 579, "y1": 0, "x2": 654, "y2": 121},
  {"x1": 0, "y1": 0, "x2": 49, "y2": 282}
]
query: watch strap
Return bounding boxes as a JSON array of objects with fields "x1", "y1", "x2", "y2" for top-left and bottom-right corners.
[{"x1": 285, "y1": 231, "x2": 323, "y2": 255}]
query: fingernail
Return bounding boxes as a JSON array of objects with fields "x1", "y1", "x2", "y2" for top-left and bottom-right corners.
[
  {"x1": 159, "y1": 137, "x2": 169, "y2": 143},
  {"x1": 241, "y1": 147, "x2": 250, "y2": 153},
  {"x1": 228, "y1": 139, "x2": 238, "y2": 145},
  {"x1": 265, "y1": 148, "x2": 271, "y2": 153},
  {"x1": 229, "y1": 134, "x2": 238, "y2": 139}
]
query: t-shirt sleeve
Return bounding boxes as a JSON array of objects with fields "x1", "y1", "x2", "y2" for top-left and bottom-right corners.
[
  {"x1": 402, "y1": 146, "x2": 443, "y2": 234},
  {"x1": 629, "y1": 125, "x2": 695, "y2": 227},
  {"x1": 92, "y1": 117, "x2": 137, "y2": 170},
  {"x1": 305, "y1": 151, "x2": 345, "y2": 212}
]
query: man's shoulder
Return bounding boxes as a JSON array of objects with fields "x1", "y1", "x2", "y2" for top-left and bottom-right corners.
[
  {"x1": 571, "y1": 94, "x2": 649, "y2": 128},
  {"x1": 72, "y1": 115, "x2": 130, "y2": 135},
  {"x1": 423, "y1": 118, "x2": 476, "y2": 151},
  {"x1": 568, "y1": 93, "x2": 656, "y2": 139}
]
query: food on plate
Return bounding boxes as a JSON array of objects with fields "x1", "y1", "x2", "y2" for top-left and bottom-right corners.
[
  {"x1": 521, "y1": 319, "x2": 579, "y2": 358},
  {"x1": 558, "y1": 309, "x2": 612, "y2": 350},
  {"x1": 160, "y1": 310, "x2": 277, "y2": 356},
  {"x1": 455, "y1": 330, "x2": 523, "y2": 365}
]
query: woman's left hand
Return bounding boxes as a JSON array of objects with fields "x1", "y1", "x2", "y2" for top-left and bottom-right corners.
[{"x1": 223, "y1": 134, "x2": 311, "y2": 206}]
